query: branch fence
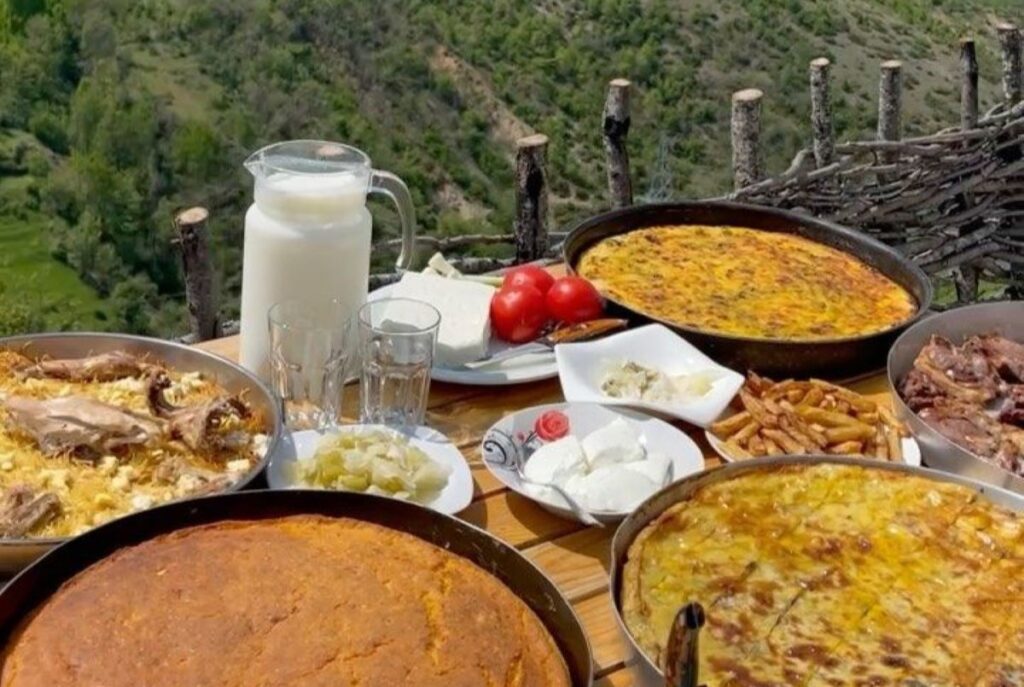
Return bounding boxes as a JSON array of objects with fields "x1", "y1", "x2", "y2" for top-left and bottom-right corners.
[{"x1": 178, "y1": 21, "x2": 1024, "y2": 342}]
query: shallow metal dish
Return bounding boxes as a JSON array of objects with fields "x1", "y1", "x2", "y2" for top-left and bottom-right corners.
[
  {"x1": 0, "y1": 332, "x2": 282, "y2": 572},
  {"x1": 563, "y1": 201, "x2": 933, "y2": 378},
  {"x1": 609, "y1": 455, "x2": 1024, "y2": 686},
  {"x1": 887, "y1": 301, "x2": 1024, "y2": 495},
  {"x1": 0, "y1": 489, "x2": 593, "y2": 686}
]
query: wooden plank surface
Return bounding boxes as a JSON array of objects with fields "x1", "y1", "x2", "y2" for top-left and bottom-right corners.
[{"x1": 198, "y1": 335, "x2": 896, "y2": 686}]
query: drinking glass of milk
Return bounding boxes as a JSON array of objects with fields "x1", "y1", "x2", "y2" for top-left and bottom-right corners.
[{"x1": 239, "y1": 141, "x2": 416, "y2": 381}]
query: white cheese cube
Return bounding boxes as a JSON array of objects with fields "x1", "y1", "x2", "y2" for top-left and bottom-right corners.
[
  {"x1": 390, "y1": 272, "x2": 494, "y2": 367},
  {"x1": 523, "y1": 436, "x2": 586, "y2": 488},
  {"x1": 568, "y1": 465, "x2": 658, "y2": 512},
  {"x1": 581, "y1": 418, "x2": 643, "y2": 470},
  {"x1": 623, "y1": 451, "x2": 672, "y2": 485}
]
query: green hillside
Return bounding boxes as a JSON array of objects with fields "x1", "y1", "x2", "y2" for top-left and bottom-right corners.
[{"x1": 0, "y1": 0, "x2": 1019, "y2": 336}]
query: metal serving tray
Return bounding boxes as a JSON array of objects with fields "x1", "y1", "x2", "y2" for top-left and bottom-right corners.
[
  {"x1": 608, "y1": 455, "x2": 1024, "y2": 686},
  {"x1": 887, "y1": 301, "x2": 1024, "y2": 495},
  {"x1": 0, "y1": 489, "x2": 594, "y2": 686},
  {"x1": 0, "y1": 332, "x2": 283, "y2": 572},
  {"x1": 562, "y1": 201, "x2": 933, "y2": 378}
]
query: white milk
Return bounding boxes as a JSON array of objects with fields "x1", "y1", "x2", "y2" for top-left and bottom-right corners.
[{"x1": 239, "y1": 170, "x2": 371, "y2": 381}]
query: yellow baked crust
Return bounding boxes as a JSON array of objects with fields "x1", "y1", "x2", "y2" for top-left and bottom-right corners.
[
  {"x1": 0, "y1": 515, "x2": 570, "y2": 687},
  {"x1": 621, "y1": 464, "x2": 1024, "y2": 685},
  {"x1": 577, "y1": 226, "x2": 917, "y2": 341}
]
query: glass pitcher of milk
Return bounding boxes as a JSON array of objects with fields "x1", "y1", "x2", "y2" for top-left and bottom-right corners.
[{"x1": 239, "y1": 140, "x2": 415, "y2": 380}]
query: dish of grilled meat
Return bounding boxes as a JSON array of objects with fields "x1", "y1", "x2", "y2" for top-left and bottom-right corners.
[{"x1": 900, "y1": 333, "x2": 1024, "y2": 474}]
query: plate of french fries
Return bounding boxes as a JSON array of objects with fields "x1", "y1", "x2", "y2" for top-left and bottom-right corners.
[{"x1": 706, "y1": 374, "x2": 920, "y2": 464}]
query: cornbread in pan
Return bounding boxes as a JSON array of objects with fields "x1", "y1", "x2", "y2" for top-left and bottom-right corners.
[{"x1": 0, "y1": 515, "x2": 570, "y2": 687}]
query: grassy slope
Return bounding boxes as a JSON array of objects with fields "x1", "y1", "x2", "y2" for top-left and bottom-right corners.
[
  {"x1": 0, "y1": 128, "x2": 109, "y2": 331},
  {"x1": 0, "y1": 207, "x2": 110, "y2": 331}
]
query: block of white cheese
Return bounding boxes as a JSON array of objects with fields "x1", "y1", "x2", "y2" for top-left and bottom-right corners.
[
  {"x1": 623, "y1": 450, "x2": 671, "y2": 484},
  {"x1": 581, "y1": 418, "x2": 644, "y2": 470},
  {"x1": 390, "y1": 272, "x2": 495, "y2": 367},
  {"x1": 566, "y1": 466, "x2": 660, "y2": 512},
  {"x1": 523, "y1": 436, "x2": 586, "y2": 486}
]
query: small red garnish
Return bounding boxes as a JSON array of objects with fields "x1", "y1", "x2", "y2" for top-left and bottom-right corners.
[{"x1": 534, "y1": 410, "x2": 570, "y2": 441}]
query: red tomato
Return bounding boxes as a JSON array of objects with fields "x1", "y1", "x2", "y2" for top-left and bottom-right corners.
[
  {"x1": 490, "y1": 285, "x2": 548, "y2": 343},
  {"x1": 545, "y1": 276, "x2": 604, "y2": 324},
  {"x1": 502, "y1": 265, "x2": 555, "y2": 294},
  {"x1": 534, "y1": 410, "x2": 570, "y2": 441}
]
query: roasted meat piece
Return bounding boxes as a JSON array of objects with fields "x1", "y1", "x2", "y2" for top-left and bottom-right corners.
[
  {"x1": 18, "y1": 351, "x2": 148, "y2": 383},
  {"x1": 997, "y1": 430, "x2": 1024, "y2": 475},
  {"x1": 917, "y1": 399, "x2": 1004, "y2": 460},
  {"x1": 0, "y1": 485, "x2": 61, "y2": 537},
  {"x1": 998, "y1": 385, "x2": 1024, "y2": 427},
  {"x1": 147, "y1": 373, "x2": 249, "y2": 452},
  {"x1": 1, "y1": 395, "x2": 164, "y2": 457},
  {"x1": 911, "y1": 335, "x2": 1001, "y2": 404},
  {"x1": 899, "y1": 368, "x2": 947, "y2": 411},
  {"x1": 968, "y1": 334, "x2": 1024, "y2": 383},
  {"x1": 154, "y1": 456, "x2": 232, "y2": 495}
]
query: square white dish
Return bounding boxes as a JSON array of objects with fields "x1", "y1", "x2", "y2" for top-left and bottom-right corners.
[{"x1": 554, "y1": 324, "x2": 744, "y2": 427}]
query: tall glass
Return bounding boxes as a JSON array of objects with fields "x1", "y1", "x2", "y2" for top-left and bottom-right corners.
[
  {"x1": 358, "y1": 298, "x2": 440, "y2": 428},
  {"x1": 268, "y1": 298, "x2": 353, "y2": 430}
]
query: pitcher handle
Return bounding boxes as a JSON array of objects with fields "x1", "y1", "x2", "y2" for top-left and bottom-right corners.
[{"x1": 369, "y1": 170, "x2": 417, "y2": 271}]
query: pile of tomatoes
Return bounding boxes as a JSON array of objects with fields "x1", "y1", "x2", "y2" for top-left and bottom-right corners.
[{"x1": 489, "y1": 265, "x2": 604, "y2": 343}]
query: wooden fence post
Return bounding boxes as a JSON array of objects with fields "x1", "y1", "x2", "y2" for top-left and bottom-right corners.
[
  {"x1": 603, "y1": 78, "x2": 633, "y2": 208},
  {"x1": 877, "y1": 60, "x2": 903, "y2": 167},
  {"x1": 997, "y1": 23, "x2": 1023, "y2": 107},
  {"x1": 955, "y1": 40, "x2": 981, "y2": 300},
  {"x1": 174, "y1": 207, "x2": 220, "y2": 342},
  {"x1": 809, "y1": 58, "x2": 835, "y2": 168},
  {"x1": 960, "y1": 38, "x2": 980, "y2": 130},
  {"x1": 514, "y1": 134, "x2": 549, "y2": 264},
  {"x1": 731, "y1": 88, "x2": 763, "y2": 190}
]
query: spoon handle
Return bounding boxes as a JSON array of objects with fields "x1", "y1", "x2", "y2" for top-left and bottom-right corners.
[
  {"x1": 460, "y1": 342, "x2": 552, "y2": 370},
  {"x1": 520, "y1": 476, "x2": 604, "y2": 528}
]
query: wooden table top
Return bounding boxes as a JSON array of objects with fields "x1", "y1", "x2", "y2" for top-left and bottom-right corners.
[{"x1": 195, "y1": 334, "x2": 893, "y2": 687}]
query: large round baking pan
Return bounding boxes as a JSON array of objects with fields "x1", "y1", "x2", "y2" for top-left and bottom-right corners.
[
  {"x1": 887, "y1": 301, "x2": 1024, "y2": 495},
  {"x1": 608, "y1": 455, "x2": 1024, "y2": 686},
  {"x1": 0, "y1": 489, "x2": 593, "y2": 686},
  {"x1": 563, "y1": 202, "x2": 932, "y2": 378},
  {"x1": 0, "y1": 332, "x2": 282, "y2": 572}
]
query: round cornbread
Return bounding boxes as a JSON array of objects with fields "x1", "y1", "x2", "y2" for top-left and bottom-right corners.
[{"x1": 0, "y1": 515, "x2": 570, "y2": 687}]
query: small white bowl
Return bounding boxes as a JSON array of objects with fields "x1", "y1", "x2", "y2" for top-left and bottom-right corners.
[
  {"x1": 554, "y1": 324, "x2": 744, "y2": 428},
  {"x1": 480, "y1": 402, "x2": 704, "y2": 524},
  {"x1": 267, "y1": 425, "x2": 474, "y2": 514}
]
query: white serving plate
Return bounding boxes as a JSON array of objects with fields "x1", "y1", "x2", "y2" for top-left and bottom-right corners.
[
  {"x1": 554, "y1": 324, "x2": 744, "y2": 428},
  {"x1": 703, "y1": 412, "x2": 922, "y2": 466},
  {"x1": 266, "y1": 424, "x2": 474, "y2": 514},
  {"x1": 480, "y1": 402, "x2": 704, "y2": 524},
  {"x1": 369, "y1": 283, "x2": 558, "y2": 386}
]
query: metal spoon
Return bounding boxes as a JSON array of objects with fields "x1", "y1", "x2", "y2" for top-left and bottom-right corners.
[
  {"x1": 512, "y1": 464, "x2": 605, "y2": 528},
  {"x1": 461, "y1": 318, "x2": 628, "y2": 370},
  {"x1": 482, "y1": 426, "x2": 674, "y2": 527}
]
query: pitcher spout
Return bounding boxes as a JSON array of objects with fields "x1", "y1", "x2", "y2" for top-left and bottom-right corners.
[{"x1": 243, "y1": 149, "x2": 264, "y2": 179}]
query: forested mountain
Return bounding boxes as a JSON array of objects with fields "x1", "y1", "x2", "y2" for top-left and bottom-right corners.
[{"x1": 0, "y1": 0, "x2": 1019, "y2": 336}]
